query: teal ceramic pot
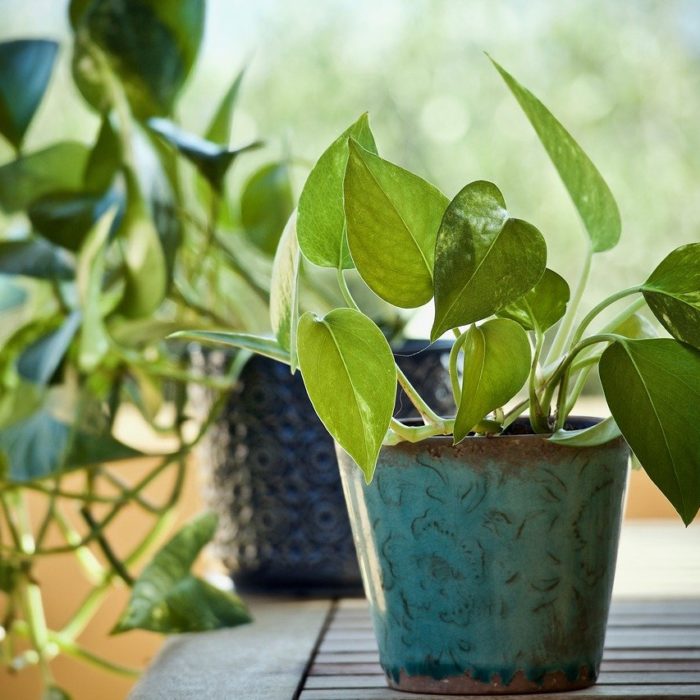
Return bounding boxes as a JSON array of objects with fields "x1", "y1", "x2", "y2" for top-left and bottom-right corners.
[{"x1": 337, "y1": 418, "x2": 629, "y2": 695}]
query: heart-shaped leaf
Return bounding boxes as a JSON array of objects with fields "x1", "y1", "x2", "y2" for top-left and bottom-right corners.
[
  {"x1": 0, "y1": 142, "x2": 89, "y2": 213},
  {"x1": 241, "y1": 162, "x2": 294, "y2": 255},
  {"x1": 454, "y1": 319, "x2": 530, "y2": 442},
  {"x1": 497, "y1": 268, "x2": 570, "y2": 332},
  {"x1": 205, "y1": 68, "x2": 245, "y2": 144},
  {"x1": 270, "y1": 212, "x2": 300, "y2": 362},
  {"x1": 113, "y1": 512, "x2": 251, "y2": 634},
  {"x1": 431, "y1": 180, "x2": 546, "y2": 340},
  {"x1": 0, "y1": 40, "x2": 58, "y2": 150},
  {"x1": 71, "y1": 0, "x2": 205, "y2": 119},
  {"x1": 600, "y1": 338, "x2": 700, "y2": 525},
  {"x1": 490, "y1": 57, "x2": 620, "y2": 253},
  {"x1": 297, "y1": 114, "x2": 377, "y2": 269},
  {"x1": 549, "y1": 415, "x2": 621, "y2": 447},
  {"x1": 0, "y1": 239, "x2": 75, "y2": 280},
  {"x1": 642, "y1": 243, "x2": 700, "y2": 349},
  {"x1": 344, "y1": 139, "x2": 448, "y2": 308},
  {"x1": 297, "y1": 308, "x2": 396, "y2": 481}
]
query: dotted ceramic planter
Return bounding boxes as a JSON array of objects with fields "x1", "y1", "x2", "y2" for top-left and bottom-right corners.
[{"x1": 337, "y1": 419, "x2": 629, "y2": 694}]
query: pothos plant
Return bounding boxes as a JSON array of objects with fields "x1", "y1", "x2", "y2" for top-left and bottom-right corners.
[
  {"x1": 182, "y1": 56, "x2": 700, "y2": 528},
  {"x1": 0, "y1": 0, "x2": 303, "y2": 696}
]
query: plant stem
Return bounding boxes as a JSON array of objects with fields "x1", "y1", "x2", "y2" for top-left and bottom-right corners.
[
  {"x1": 502, "y1": 398, "x2": 530, "y2": 428},
  {"x1": 396, "y1": 366, "x2": 444, "y2": 425},
  {"x1": 49, "y1": 633, "x2": 140, "y2": 678},
  {"x1": 386, "y1": 417, "x2": 454, "y2": 445},
  {"x1": 52, "y1": 506, "x2": 104, "y2": 585},
  {"x1": 448, "y1": 332, "x2": 468, "y2": 406},
  {"x1": 528, "y1": 325, "x2": 549, "y2": 432},
  {"x1": 80, "y1": 508, "x2": 134, "y2": 586},
  {"x1": 336, "y1": 267, "x2": 360, "y2": 311}
]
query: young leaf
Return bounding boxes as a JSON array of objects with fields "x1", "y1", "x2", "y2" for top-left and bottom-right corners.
[
  {"x1": 297, "y1": 114, "x2": 377, "y2": 269},
  {"x1": 205, "y1": 68, "x2": 245, "y2": 144},
  {"x1": 344, "y1": 139, "x2": 448, "y2": 308},
  {"x1": 549, "y1": 415, "x2": 621, "y2": 447},
  {"x1": 297, "y1": 308, "x2": 396, "y2": 481},
  {"x1": 497, "y1": 268, "x2": 570, "y2": 332},
  {"x1": 599, "y1": 338, "x2": 700, "y2": 525},
  {"x1": 431, "y1": 181, "x2": 546, "y2": 340},
  {"x1": 490, "y1": 57, "x2": 620, "y2": 253},
  {"x1": 454, "y1": 319, "x2": 530, "y2": 442},
  {"x1": 241, "y1": 162, "x2": 295, "y2": 255},
  {"x1": 170, "y1": 330, "x2": 290, "y2": 365},
  {"x1": 0, "y1": 40, "x2": 58, "y2": 150},
  {"x1": 0, "y1": 239, "x2": 75, "y2": 280},
  {"x1": 641, "y1": 243, "x2": 700, "y2": 349},
  {"x1": 113, "y1": 512, "x2": 251, "y2": 634},
  {"x1": 0, "y1": 142, "x2": 89, "y2": 213},
  {"x1": 269, "y1": 212, "x2": 300, "y2": 361}
]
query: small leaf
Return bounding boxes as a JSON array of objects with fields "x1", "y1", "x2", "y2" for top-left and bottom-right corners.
[
  {"x1": 241, "y1": 162, "x2": 294, "y2": 255},
  {"x1": 269, "y1": 212, "x2": 300, "y2": 362},
  {"x1": 171, "y1": 330, "x2": 290, "y2": 365},
  {"x1": 454, "y1": 319, "x2": 530, "y2": 442},
  {"x1": 205, "y1": 68, "x2": 245, "y2": 144},
  {"x1": 599, "y1": 338, "x2": 700, "y2": 525},
  {"x1": 297, "y1": 114, "x2": 377, "y2": 269},
  {"x1": 431, "y1": 180, "x2": 547, "y2": 340},
  {"x1": 0, "y1": 40, "x2": 58, "y2": 150},
  {"x1": 344, "y1": 139, "x2": 448, "y2": 308},
  {"x1": 0, "y1": 239, "x2": 75, "y2": 280},
  {"x1": 148, "y1": 117, "x2": 261, "y2": 192},
  {"x1": 497, "y1": 268, "x2": 570, "y2": 332},
  {"x1": 490, "y1": 57, "x2": 621, "y2": 253},
  {"x1": 297, "y1": 308, "x2": 396, "y2": 481},
  {"x1": 113, "y1": 512, "x2": 251, "y2": 634},
  {"x1": 549, "y1": 416, "x2": 621, "y2": 447},
  {"x1": 642, "y1": 243, "x2": 700, "y2": 349},
  {"x1": 0, "y1": 142, "x2": 90, "y2": 213}
]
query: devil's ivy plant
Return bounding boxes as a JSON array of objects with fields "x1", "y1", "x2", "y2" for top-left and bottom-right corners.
[{"x1": 182, "y1": 57, "x2": 700, "y2": 527}]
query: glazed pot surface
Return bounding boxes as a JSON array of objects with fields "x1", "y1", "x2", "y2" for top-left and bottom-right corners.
[{"x1": 337, "y1": 422, "x2": 629, "y2": 694}]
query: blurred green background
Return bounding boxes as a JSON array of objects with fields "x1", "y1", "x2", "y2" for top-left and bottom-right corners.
[{"x1": 2, "y1": 0, "x2": 699, "y2": 335}]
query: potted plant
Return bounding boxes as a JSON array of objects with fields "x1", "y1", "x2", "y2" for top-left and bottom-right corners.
[{"x1": 180, "y1": 54, "x2": 700, "y2": 695}]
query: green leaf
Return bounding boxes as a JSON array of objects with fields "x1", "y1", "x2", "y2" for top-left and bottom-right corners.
[
  {"x1": 431, "y1": 181, "x2": 547, "y2": 340},
  {"x1": 205, "y1": 68, "x2": 245, "y2": 144},
  {"x1": 0, "y1": 142, "x2": 90, "y2": 213},
  {"x1": 297, "y1": 308, "x2": 396, "y2": 481},
  {"x1": 72, "y1": 0, "x2": 205, "y2": 119},
  {"x1": 170, "y1": 330, "x2": 290, "y2": 365},
  {"x1": 17, "y1": 312, "x2": 81, "y2": 385},
  {"x1": 117, "y1": 169, "x2": 167, "y2": 318},
  {"x1": 344, "y1": 139, "x2": 448, "y2": 308},
  {"x1": 269, "y1": 212, "x2": 300, "y2": 360},
  {"x1": 454, "y1": 319, "x2": 530, "y2": 442},
  {"x1": 241, "y1": 162, "x2": 295, "y2": 255},
  {"x1": 148, "y1": 117, "x2": 261, "y2": 192},
  {"x1": 549, "y1": 415, "x2": 621, "y2": 447},
  {"x1": 0, "y1": 278, "x2": 27, "y2": 312},
  {"x1": 84, "y1": 115, "x2": 122, "y2": 192},
  {"x1": 113, "y1": 512, "x2": 251, "y2": 634},
  {"x1": 28, "y1": 188, "x2": 121, "y2": 252},
  {"x1": 599, "y1": 338, "x2": 700, "y2": 525},
  {"x1": 613, "y1": 312, "x2": 657, "y2": 340},
  {"x1": 0, "y1": 239, "x2": 75, "y2": 280},
  {"x1": 497, "y1": 268, "x2": 570, "y2": 332},
  {"x1": 43, "y1": 686, "x2": 71, "y2": 700},
  {"x1": 297, "y1": 114, "x2": 377, "y2": 269},
  {"x1": 490, "y1": 57, "x2": 620, "y2": 253},
  {"x1": 642, "y1": 243, "x2": 700, "y2": 349},
  {"x1": 0, "y1": 40, "x2": 58, "y2": 150}
]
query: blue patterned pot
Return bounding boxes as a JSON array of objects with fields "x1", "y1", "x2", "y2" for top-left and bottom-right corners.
[{"x1": 337, "y1": 418, "x2": 629, "y2": 694}]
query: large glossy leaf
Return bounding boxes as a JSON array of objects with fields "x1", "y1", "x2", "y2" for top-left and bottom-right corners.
[
  {"x1": 600, "y1": 338, "x2": 700, "y2": 525},
  {"x1": 0, "y1": 40, "x2": 58, "y2": 150},
  {"x1": 117, "y1": 170, "x2": 167, "y2": 318},
  {"x1": 72, "y1": 0, "x2": 205, "y2": 119},
  {"x1": 113, "y1": 512, "x2": 251, "y2": 634},
  {"x1": 344, "y1": 140, "x2": 448, "y2": 308},
  {"x1": 549, "y1": 416, "x2": 621, "y2": 447},
  {"x1": 241, "y1": 162, "x2": 294, "y2": 255},
  {"x1": 17, "y1": 312, "x2": 81, "y2": 385},
  {"x1": 205, "y1": 68, "x2": 245, "y2": 144},
  {"x1": 0, "y1": 239, "x2": 75, "y2": 280},
  {"x1": 0, "y1": 142, "x2": 89, "y2": 213},
  {"x1": 171, "y1": 330, "x2": 290, "y2": 365},
  {"x1": 0, "y1": 278, "x2": 26, "y2": 312},
  {"x1": 431, "y1": 181, "x2": 547, "y2": 340},
  {"x1": 490, "y1": 58, "x2": 620, "y2": 253},
  {"x1": 454, "y1": 319, "x2": 530, "y2": 442},
  {"x1": 148, "y1": 117, "x2": 261, "y2": 192},
  {"x1": 641, "y1": 243, "x2": 700, "y2": 349},
  {"x1": 269, "y1": 212, "x2": 300, "y2": 359},
  {"x1": 28, "y1": 188, "x2": 121, "y2": 252},
  {"x1": 297, "y1": 114, "x2": 377, "y2": 269},
  {"x1": 497, "y1": 268, "x2": 570, "y2": 332},
  {"x1": 297, "y1": 308, "x2": 396, "y2": 481}
]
